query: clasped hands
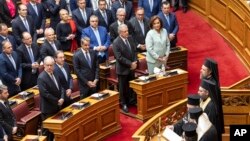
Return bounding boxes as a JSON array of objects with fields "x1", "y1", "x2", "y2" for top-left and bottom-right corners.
[
  {"x1": 87, "y1": 79, "x2": 98, "y2": 88},
  {"x1": 157, "y1": 56, "x2": 168, "y2": 63},
  {"x1": 130, "y1": 61, "x2": 137, "y2": 70},
  {"x1": 66, "y1": 34, "x2": 75, "y2": 40}
]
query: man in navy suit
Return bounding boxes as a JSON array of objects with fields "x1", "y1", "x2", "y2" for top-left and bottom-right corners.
[
  {"x1": 40, "y1": 28, "x2": 62, "y2": 60},
  {"x1": 0, "y1": 85, "x2": 17, "y2": 140},
  {"x1": 0, "y1": 41, "x2": 22, "y2": 97},
  {"x1": 93, "y1": 0, "x2": 114, "y2": 31},
  {"x1": 72, "y1": 0, "x2": 93, "y2": 45},
  {"x1": 129, "y1": 8, "x2": 150, "y2": 52},
  {"x1": 73, "y1": 37, "x2": 99, "y2": 99},
  {"x1": 70, "y1": 0, "x2": 91, "y2": 12},
  {"x1": 11, "y1": 4, "x2": 37, "y2": 46},
  {"x1": 27, "y1": 0, "x2": 46, "y2": 37},
  {"x1": 82, "y1": 15, "x2": 110, "y2": 63},
  {"x1": 37, "y1": 56, "x2": 65, "y2": 141},
  {"x1": 138, "y1": 0, "x2": 161, "y2": 19},
  {"x1": 112, "y1": 24, "x2": 137, "y2": 113},
  {"x1": 111, "y1": 0, "x2": 134, "y2": 21},
  {"x1": 0, "y1": 23, "x2": 17, "y2": 53},
  {"x1": 17, "y1": 32, "x2": 41, "y2": 90},
  {"x1": 158, "y1": 1, "x2": 179, "y2": 47},
  {"x1": 54, "y1": 50, "x2": 73, "y2": 108}
]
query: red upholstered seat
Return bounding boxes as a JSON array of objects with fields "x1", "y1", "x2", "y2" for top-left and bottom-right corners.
[
  {"x1": 106, "y1": 65, "x2": 118, "y2": 91},
  {"x1": 71, "y1": 78, "x2": 80, "y2": 102},
  {"x1": 135, "y1": 58, "x2": 148, "y2": 77},
  {"x1": 108, "y1": 46, "x2": 115, "y2": 61},
  {"x1": 12, "y1": 102, "x2": 41, "y2": 138}
]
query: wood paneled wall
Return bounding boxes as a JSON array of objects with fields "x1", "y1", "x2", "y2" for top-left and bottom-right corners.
[{"x1": 189, "y1": 0, "x2": 250, "y2": 71}]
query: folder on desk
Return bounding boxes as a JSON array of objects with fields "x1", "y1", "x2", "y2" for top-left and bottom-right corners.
[
  {"x1": 91, "y1": 92, "x2": 110, "y2": 100},
  {"x1": 72, "y1": 102, "x2": 90, "y2": 109}
]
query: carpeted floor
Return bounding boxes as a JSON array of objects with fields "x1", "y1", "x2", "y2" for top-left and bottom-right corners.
[{"x1": 104, "y1": 9, "x2": 249, "y2": 141}]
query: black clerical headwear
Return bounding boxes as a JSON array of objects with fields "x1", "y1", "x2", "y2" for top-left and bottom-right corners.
[
  {"x1": 187, "y1": 94, "x2": 200, "y2": 106},
  {"x1": 182, "y1": 122, "x2": 197, "y2": 137},
  {"x1": 200, "y1": 79, "x2": 217, "y2": 107},
  {"x1": 189, "y1": 107, "x2": 203, "y2": 120},
  {"x1": 203, "y1": 58, "x2": 220, "y2": 86}
]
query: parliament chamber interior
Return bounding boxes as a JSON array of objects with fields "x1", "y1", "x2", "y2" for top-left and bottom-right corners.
[{"x1": 0, "y1": 0, "x2": 250, "y2": 141}]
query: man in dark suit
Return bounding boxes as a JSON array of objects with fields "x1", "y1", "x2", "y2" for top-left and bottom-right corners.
[
  {"x1": 40, "y1": 28, "x2": 62, "y2": 61},
  {"x1": 37, "y1": 56, "x2": 65, "y2": 141},
  {"x1": 0, "y1": 23, "x2": 18, "y2": 53},
  {"x1": 82, "y1": 15, "x2": 110, "y2": 63},
  {"x1": 0, "y1": 84, "x2": 17, "y2": 140},
  {"x1": 0, "y1": 123, "x2": 7, "y2": 141},
  {"x1": 93, "y1": 0, "x2": 114, "y2": 31},
  {"x1": 47, "y1": 0, "x2": 68, "y2": 30},
  {"x1": 158, "y1": 1, "x2": 179, "y2": 47},
  {"x1": 138, "y1": 0, "x2": 161, "y2": 19},
  {"x1": 27, "y1": 0, "x2": 46, "y2": 37},
  {"x1": 17, "y1": 32, "x2": 41, "y2": 90},
  {"x1": 0, "y1": 41, "x2": 22, "y2": 97},
  {"x1": 111, "y1": 0, "x2": 134, "y2": 21},
  {"x1": 112, "y1": 24, "x2": 137, "y2": 113},
  {"x1": 129, "y1": 7, "x2": 150, "y2": 52},
  {"x1": 70, "y1": 0, "x2": 91, "y2": 12},
  {"x1": 54, "y1": 50, "x2": 73, "y2": 108},
  {"x1": 11, "y1": 4, "x2": 37, "y2": 46},
  {"x1": 72, "y1": 0, "x2": 93, "y2": 45},
  {"x1": 73, "y1": 37, "x2": 99, "y2": 99},
  {"x1": 109, "y1": 8, "x2": 134, "y2": 42}
]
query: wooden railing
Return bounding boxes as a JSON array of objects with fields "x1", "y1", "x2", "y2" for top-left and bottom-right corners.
[
  {"x1": 132, "y1": 1, "x2": 250, "y2": 140},
  {"x1": 132, "y1": 99, "x2": 187, "y2": 141}
]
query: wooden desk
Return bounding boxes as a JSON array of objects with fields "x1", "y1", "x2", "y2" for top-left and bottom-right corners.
[
  {"x1": 43, "y1": 90, "x2": 121, "y2": 141},
  {"x1": 129, "y1": 69, "x2": 188, "y2": 121},
  {"x1": 9, "y1": 86, "x2": 39, "y2": 109},
  {"x1": 64, "y1": 47, "x2": 188, "y2": 91},
  {"x1": 21, "y1": 135, "x2": 47, "y2": 141}
]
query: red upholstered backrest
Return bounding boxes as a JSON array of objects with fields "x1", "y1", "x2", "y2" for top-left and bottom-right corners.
[
  {"x1": 12, "y1": 102, "x2": 29, "y2": 121},
  {"x1": 72, "y1": 78, "x2": 79, "y2": 92},
  {"x1": 137, "y1": 58, "x2": 147, "y2": 71}
]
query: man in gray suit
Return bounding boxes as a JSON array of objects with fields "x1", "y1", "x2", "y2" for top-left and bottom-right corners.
[
  {"x1": 112, "y1": 24, "x2": 137, "y2": 113},
  {"x1": 129, "y1": 7, "x2": 150, "y2": 53}
]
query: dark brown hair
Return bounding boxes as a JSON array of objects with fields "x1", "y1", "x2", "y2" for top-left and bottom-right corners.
[{"x1": 149, "y1": 16, "x2": 163, "y2": 29}]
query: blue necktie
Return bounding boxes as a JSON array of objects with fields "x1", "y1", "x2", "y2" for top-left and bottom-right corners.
[
  {"x1": 125, "y1": 39, "x2": 131, "y2": 52},
  {"x1": 166, "y1": 15, "x2": 170, "y2": 26}
]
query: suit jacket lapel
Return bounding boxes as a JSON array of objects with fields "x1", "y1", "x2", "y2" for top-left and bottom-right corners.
[{"x1": 80, "y1": 50, "x2": 92, "y2": 69}]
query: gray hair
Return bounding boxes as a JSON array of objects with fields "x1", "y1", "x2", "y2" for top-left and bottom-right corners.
[
  {"x1": 116, "y1": 8, "x2": 126, "y2": 16},
  {"x1": 0, "y1": 84, "x2": 7, "y2": 95},
  {"x1": 118, "y1": 24, "x2": 128, "y2": 33},
  {"x1": 44, "y1": 56, "x2": 55, "y2": 64}
]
